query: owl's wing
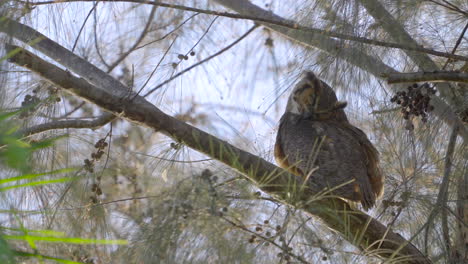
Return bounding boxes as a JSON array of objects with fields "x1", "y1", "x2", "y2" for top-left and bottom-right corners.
[
  {"x1": 275, "y1": 114, "x2": 353, "y2": 200},
  {"x1": 275, "y1": 114, "x2": 305, "y2": 176},
  {"x1": 323, "y1": 123, "x2": 376, "y2": 209},
  {"x1": 342, "y1": 124, "x2": 384, "y2": 199},
  {"x1": 276, "y1": 113, "x2": 334, "y2": 176},
  {"x1": 275, "y1": 114, "x2": 377, "y2": 209}
]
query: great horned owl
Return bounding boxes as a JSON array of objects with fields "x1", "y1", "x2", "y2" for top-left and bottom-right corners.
[{"x1": 274, "y1": 71, "x2": 383, "y2": 209}]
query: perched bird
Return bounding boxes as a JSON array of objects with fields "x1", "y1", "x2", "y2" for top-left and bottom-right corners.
[{"x1": 274, "y1": 71, "x2": 383, "y2": 209}]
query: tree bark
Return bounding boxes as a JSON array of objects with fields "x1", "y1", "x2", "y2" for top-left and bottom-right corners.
[{"x1": 385, "y1": 71, "x2": 468, "y2": 84}]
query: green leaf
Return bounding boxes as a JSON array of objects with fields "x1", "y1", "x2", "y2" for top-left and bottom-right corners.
[
  {"x1": 30, "y1": 135, "x2": 68, "y2": 151},
  {"x1": 0, "y1": 177, "x2": 76, "y2": 192},
  {"x1": 5, "y1": 235, "x2": 127, "y2": 245},
  {"x1": 0, "y1": 168, "x2": 76, "y2": 185},
  {"x1": 2, "y1": 144, "x2": 30, "y2": 171},
  {"x1": 14, "y1": 250, "x2": 83, "y2": 264},
  {"x1": 0, "y1": 235, "x2": 15, "y2": 264},
  {"x1": 0, "y1": 110, "x2": 22, "y2": 122}
]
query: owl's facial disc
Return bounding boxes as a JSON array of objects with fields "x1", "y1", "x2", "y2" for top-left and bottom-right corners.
[
  {"x1": 286, "y1": 72, "x2": 321, "y2": 116},
  {"x1": 286, "y1": 81, "x2": 315, "y2": 115},
  {"x1": 286, "y1": 71, "x2": 349, "y2": 120}
]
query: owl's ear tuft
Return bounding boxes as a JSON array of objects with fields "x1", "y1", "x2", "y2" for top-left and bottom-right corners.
[
  {"x1": 303, "y1": 71, "x2": 317, "y2": 81},
  {"x1": 334, "y1": 101, "x2": 348, "y2": 110}
]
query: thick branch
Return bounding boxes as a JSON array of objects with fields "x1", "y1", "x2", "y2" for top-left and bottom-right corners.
[
  {"x1": 6, "y1": 45, "x2": 430, "y2": 263},
  {"x1": 385, "y1": 71, "x2": 468, "y2": 84}
]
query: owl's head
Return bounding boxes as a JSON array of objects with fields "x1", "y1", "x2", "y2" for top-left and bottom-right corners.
[{"x1": 286, "y1": 71, "x2": 348, "y2": 120}]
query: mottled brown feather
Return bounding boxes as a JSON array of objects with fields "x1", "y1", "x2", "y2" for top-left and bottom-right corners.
[{"x1": 275, "y1": 71, "x2": 384, "y2": 210}]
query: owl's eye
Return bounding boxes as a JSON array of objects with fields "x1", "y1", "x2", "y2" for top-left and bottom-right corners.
[
  {"x1": 295, "y1": 84, "x2": 311, "y2": 95},
  {"x1": 296, "y1": 85, "x2": 315, "y2": 107}
]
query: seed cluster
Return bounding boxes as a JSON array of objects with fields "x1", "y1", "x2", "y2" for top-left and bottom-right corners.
[
  {"x1": 171, "y1": 51, "x2": 196, "y2": 69},
  {"x1": 84, "y1": 138, "x2": 108, "y2": 173},
  {"x1": 19, "y1": 94, "x2": 40, "y2": 118},
  {"x1": 390, "y1": 83, "x2": 435, "y2": 124},
  {"x1": 20, "y1": 86, "x2": 61, "y2": 119},
  {"x1": 85, "y1": 138, "x2": 109, "y2": 204}
]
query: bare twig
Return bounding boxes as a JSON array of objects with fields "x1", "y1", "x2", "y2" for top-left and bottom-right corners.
[
  {"x1": 17, "y1": 113, "x2": 115, "y2": 137},
  {"x1": 385, "y1": 71, "x2": 468, "y2": 84},
  {"x1": 92, "y1": 7, "x2": 110, "y2": 68},
  {"x1": 423, "y1": 125, "x2": 459, "y2": 256},
  {"x1": 136, "y1": 13, "x2": 198, "y2": 50},
  {"x1": 57, "y1": 101, "x2": 86, "y2": 119},
  {"x1": 135, "y1": 35, "x2": 177, "y2": 96},
  {"x1": 107, "y1": 5, "x2": 157, "y2": 72},
  {"x1": 426, "y1": 0, "x2": 468, "y2": 16},
  {"x1": 371, "y1": 107, "x2": 401, "y2": 115},
  {"x1": 144, "y1": 25, "x2": 257, "y2": 97},
  {"x1": 221, "y1": 216, "x2": 310, "y2": 264},
  {"x1": 71, "y1": 2, "x2": 98, "y2": 52},
  {"x1": 442, "y1": 21, "x2": 468, "y2": 69},
  {"x1": 441, "y1": 125, "x2": 460, "y2": 261},
  {"x1": 454, "y1": 148, "x2": 468, "y2": 262}
]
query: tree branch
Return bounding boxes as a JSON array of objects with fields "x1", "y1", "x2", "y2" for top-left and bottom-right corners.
[
  {"x1": 21, "y1": 0, "x2": 468, "y2": 62},
  {"x1": 423, "y1": 125, "x2": 459, "y2": 258},
  {"x1": 454, "y1": 148, "x2": 468, "y2": 262},
  {"x1": 385, "y1": 71, "x2": 468, "y2": 84},
  {"x1": 2, "y1": 9, "x2": 466, "y2": 142},
  {"x1": 440, "y1": 125, "x2": 459, "y2": 262},
  {"x1": 211, "y1": 0, "x2": 468, "y2": 141},
  {"x1": 17, "y1": 113, "x2": 115, "y2": 137},
  {"x1": 144, "y1": 25, "x2": 258, "y2": 97},
  {"x1": 106, "y1": 4, "x2": 157, "y2": 72},
  {"x1": 358, "y1": 0, "x2": 466, "y2": 117},
  {"x1": 6, "y1": 45, "x2": 430, "y2": 263},
  {"x1": 0, "y1": 17, "x2": 128, "y2": 93}
]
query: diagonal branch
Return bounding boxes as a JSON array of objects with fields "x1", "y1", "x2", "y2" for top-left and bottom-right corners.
[
  {"x1": 6, "y1": 45, "x2": 430, "y2": 263},
  {"x1": 358, "y1": 0, "x2": 451, "y2": 72},
  {"x1": 0, "y1": 17, "x2": 128, "y2": 93}
]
